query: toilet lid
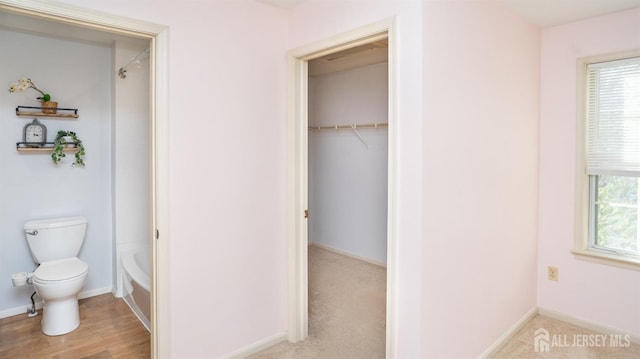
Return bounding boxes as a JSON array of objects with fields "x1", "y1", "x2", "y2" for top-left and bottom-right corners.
[{"x1": 34, "y1": 257, "x2": 88, "y2": 282}]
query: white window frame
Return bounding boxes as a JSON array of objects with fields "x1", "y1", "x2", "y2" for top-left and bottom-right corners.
[{"x1": 573, "y1": 50, "x2": 640, "y2": 271}]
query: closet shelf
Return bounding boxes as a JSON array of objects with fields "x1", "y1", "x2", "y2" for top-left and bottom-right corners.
[
  {"x1": 308, "y1": 122, "x2": 388, "y2": 149},
  {"x1": 16, "y1": 106, "x2": 79, "y2": 118},
  {"x1": 16, "y1": 142, "x2": 78, "y2": 152},
  {"x1": 308, "y1": 122, "x2": 388, "y2": 130}
]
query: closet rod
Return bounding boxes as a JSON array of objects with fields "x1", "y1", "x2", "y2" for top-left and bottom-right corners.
[{"x1": 308, "y1": 122, "x2": 388, "y2": 130}]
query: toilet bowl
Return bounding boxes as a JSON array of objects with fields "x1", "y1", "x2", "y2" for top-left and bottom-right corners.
[
  {"x1": 21, "y1": 216, "x2": 90, "y2": 336},
  {"x1": 32, "y1": 257, "x2": 89, "y2": 335}
]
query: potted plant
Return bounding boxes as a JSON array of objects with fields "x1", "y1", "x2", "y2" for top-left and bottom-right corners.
[
  {"x1": 9, "y1": 77, "x2": 58, "y2": 114},
  {"x1": 52, "y1": 131, "x2": 86, "y2": 166}
]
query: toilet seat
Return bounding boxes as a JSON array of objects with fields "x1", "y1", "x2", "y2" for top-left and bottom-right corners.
[{"x1": 34, "y1": 257, "x2": 88, "y2": 284}]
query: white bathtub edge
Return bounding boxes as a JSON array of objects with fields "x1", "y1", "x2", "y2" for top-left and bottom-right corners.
[{"x1": 121, "y1": 248, "x2": 151, "y2": 292}]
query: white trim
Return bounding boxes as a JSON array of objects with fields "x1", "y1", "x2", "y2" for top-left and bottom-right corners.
[
  {"x1": 79, "y1": 286, "x2": 113, "y2": 300},
  {"x1": 0, "y1": 286, "x2": 112, "y2": 319},
  {"x1": 385, "y1": 19, "x2": 399, "y2": 358},
  {"x1": 0, "y1": 301, "x2": 43, "y2": 320},
  {"x1": 478, "y1": 306, "x2": 538, "y2": 359},
  {"x1": 286, "y1": 52, "x2": 309, "y2": 343},
  {"x1": 309, "y1": 242, "x2": 386, "y2": 268},
  {"x1": 287, "y1": 17, "x2": 398, "y2": 359},
  {"x1": 0, "y1": 0, "x2": 164, "y2": 36},
  {"x1": 478, "y1": 306, "x2": 640, "y2": 356},
  {"x1": 574, "y1": 55, "x2": 590, "y2": 257},
  {"x1": 574, "y1": 50, "x2": 640, "y2": 272},
  {"x1": 150, "y1": 25, "x2": 171, "y2": 359},
  {"x1": 571, "y1": 249, "x2": 640, "y2": 271},
  {"x1": 539, "y1": 307, "x2": 640, "y2": 345},
  {"x1": 0, "y1": 2, "x2": 170, "y2": 358},
  {"x1": 219, "y1": 332, "x2": 287, "y2": 359}
]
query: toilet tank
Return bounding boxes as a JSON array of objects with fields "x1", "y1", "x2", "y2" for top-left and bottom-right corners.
[{"x1": 24, "y1": 216, "x2": 88, "y2": 264}]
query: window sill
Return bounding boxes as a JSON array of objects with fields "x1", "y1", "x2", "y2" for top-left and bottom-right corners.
[{"x1": 572, "y1": 249, "x2": 640, "y2": 271}]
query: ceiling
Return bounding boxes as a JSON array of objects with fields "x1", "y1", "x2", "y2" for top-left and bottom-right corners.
[
  {"x1": 256, "y1": 0, "x2": 305, "y2": 9},
  {"x1": 267, "y1": 0, "x2": 640, "y2": 76},
  {"x1": 258, "y1": 0, "x2": 640, "y2": 27},
  {"x1": 3, "y1": 1, "x2": 638, "y2": 42},
  {"x1": 309, "y1": 39, "x2": 388, "y2": 76},
  {"x1": 500, "y1": 0, "x2": 640, "y2": 27}
]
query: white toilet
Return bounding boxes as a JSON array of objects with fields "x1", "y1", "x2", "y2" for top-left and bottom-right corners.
[{"x1": 24, "y1": 216, "x2": 89, "y2": 336}]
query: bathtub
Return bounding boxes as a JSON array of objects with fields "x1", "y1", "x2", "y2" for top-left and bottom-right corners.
[{"x1": 121, "y1": 246, "x2": 151, "y2": 332}]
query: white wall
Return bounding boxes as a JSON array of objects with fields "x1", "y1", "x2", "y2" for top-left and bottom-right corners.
[
  {"x1": 309, "y1": 63, "x2": 388, "y2": 265},
  {"x1": 0, "y1": 28, "x2": 113, "y2": 316},
  {"x1": 309, "y1": 62, "x2": 388, "y2": 127},
  {"x1": 538, "y1": 8, "x2": 640, "y2": 335},
  {"x1": 421, "y1": 2, "x2": 540, "y2": 357},
  {"x1": 113, "y1": 40, "x2": 150, "y2": 295}
]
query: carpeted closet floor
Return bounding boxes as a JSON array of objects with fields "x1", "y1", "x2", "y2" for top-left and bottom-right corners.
[{"x1": 250, "y1": 244, "x2": 387, "y2": 359}]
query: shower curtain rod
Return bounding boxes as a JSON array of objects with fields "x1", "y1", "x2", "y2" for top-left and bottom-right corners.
[
  {"x1": 118, "y1": 48, "x2": 150, "y2": 79},
  {"x1": 307, "y1": 122, "x2": 388, "y2": 131}
]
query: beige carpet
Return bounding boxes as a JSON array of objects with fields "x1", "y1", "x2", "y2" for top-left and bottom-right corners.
[
  {"x1": 490, "y1": 314, "x2": 640, "y2": 358},
  {"x1": 249, "y1": 244, "x2": 386, "y2": 359},
  {"x1": 250, "y1": 246, "x2": 640, "y2": 358}
]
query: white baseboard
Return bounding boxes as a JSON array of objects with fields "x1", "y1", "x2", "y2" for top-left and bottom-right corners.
[
  {"x1": 478, "y1": 307, "x2": 640, "y2": 357},
  {"x1": 309, "y1": 242, "x2": 386, "y2": 268},
  {"x1": 78, "y1": 286, "x2": 112, "y2": 300},
  {"x1": 0, "y1": 297, "x2": 43, "y2": 319},
  {"x1": 538, "y1": 307, "x2": 640, "y2": 345},
  {"x1": 478, "y1": 306, "x2": 538, "y2": 358},
  {"x1": 220, "y1": 332, "x2": 287, "y2": 359},
  {"x1": 0, "y1": 286, "x2": 113, "y2": 320}
]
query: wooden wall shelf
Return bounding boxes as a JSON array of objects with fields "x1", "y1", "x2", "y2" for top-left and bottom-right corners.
[
  {"x1": 16, "y1": 142, "x2": 78, "y2": 152},
  {"x1": 16, "y1": 147, "x2": 78, "y2": 153},
  {"x1": 16, "y1": 106, "x2": 79, "y2": 119}
]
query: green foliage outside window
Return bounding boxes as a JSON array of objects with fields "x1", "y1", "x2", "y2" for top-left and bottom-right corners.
[{"x1": 595, "y1": 175, "x2": 639, "y2": 252}]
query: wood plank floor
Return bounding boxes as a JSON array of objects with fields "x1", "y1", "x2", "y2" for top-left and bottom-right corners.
[{"x1": 0, "y1": 293, "x2": 150, "y2": 358}]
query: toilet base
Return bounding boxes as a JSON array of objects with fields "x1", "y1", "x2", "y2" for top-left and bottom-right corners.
[{"x1": 41, "y1": 298, "x2": 80, "y2": 336}]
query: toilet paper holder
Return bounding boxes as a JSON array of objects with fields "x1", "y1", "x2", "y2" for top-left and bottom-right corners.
[{"x1": 12, "y1": 272, "x2": 30, "y2": 287}]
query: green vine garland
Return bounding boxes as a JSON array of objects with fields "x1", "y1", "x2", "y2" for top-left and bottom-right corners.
[{"x1": 52, "y1": 130, "x2": 86, "y2": 166}]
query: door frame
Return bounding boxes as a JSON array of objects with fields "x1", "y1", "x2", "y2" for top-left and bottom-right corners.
[
  {"x1": 287, "y1": 17, "x2": 398, "y2": 357},
  {"x1": 0, "y1": 1, "x2": 170, "y2": 358}
]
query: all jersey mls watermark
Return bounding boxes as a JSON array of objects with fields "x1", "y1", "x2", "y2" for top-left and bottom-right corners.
[{"x1": 534, "y1": 328, "x2": 631, "y2": 353}]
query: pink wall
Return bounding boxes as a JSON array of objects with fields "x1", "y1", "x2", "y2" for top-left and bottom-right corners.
[
  {"x1": 57, "y1": 0, "x2": 290, "y2": 357},
  {"x1": 421, "y1": 2, "x2": 540, "y2": 357},
  {"x1": 37, "y1": 1, "x2": 640, "y2": 357},
  {"x1": 166, "y1": 5, "x2": 289, "y2": 357},
  {"x1": 538, "y1": 8, "x2": 640, "y2": 335}
]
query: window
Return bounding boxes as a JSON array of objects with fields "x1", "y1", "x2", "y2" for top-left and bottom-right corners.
[{"x1": 583, "y1": 55, "x2": 640, "y2": 262}]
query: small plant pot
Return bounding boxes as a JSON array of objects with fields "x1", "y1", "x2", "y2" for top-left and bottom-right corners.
[
  {"x1": 62, "y1": 136, "x2": 75, "y2": 147},
  {"x1": 41, "y1": 101, "x2": 58, "y2": 114}
]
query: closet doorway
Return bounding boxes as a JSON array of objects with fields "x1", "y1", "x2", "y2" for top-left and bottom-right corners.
[
  {"x1": 287, "y1": 18, "x2": 398, "y2": 357},
  {"x1": 307, "y1": 38, "x2": 388, "y2": 356}
]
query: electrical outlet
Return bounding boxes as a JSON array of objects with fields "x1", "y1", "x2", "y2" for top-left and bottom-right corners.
[{"x1": 548, "y1": 266, "x2": 559, "y2": 281}]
